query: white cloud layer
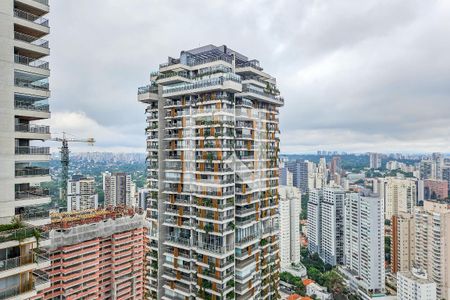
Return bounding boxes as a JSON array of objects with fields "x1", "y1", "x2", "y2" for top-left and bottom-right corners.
[{"x1": 48, "y1": 0, "x2": 450, "y2": 153}]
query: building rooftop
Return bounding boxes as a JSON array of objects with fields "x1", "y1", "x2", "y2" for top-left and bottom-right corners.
[{"x1": 48, "y1": 206, "x2": 143, "y2": 229}]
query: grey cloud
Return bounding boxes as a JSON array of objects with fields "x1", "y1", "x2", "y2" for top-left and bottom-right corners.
[{"x1": 48, "y1": 0, "x2": 450, "y2": 153}]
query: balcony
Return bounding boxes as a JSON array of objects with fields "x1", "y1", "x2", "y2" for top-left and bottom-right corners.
[
  {"x1": 15, "y1": 167, "x2": 49, "y2": 177},
  {"x1": 15, "y1": 188, "x2": 50, "y2": 207},
  {"x1": 14, "y1": 78, "x2": 49, "y2": 91},
  {"x1": 14, "y1": 31, "x2": 49, "y2": 58},
  {"x1": 162, "y1": 74, "x2": 242, "y2": 97},
  {"x1": 15, "y1": 124, "x2": 50, "y2": 140},
  {"x1": 34, "y1": 269, "x2": 51, "y2": 290},
  {"x1": 0, "y1": 225, "x2": 47, "y2": 244},
  {"x1": 15, "y1": 146, "x2": 49, "y2": 155},
  {"x1": 14, "y1": 8, "x2": 49, "y2": 27},
  {"x1": 19, "y1": 209, "x2": 50, "y2": 226},
  {"x1": 14, "y1": 98, "x2": 50, "y2": 120},
  {"x1": 14, "y1": 54, "x2": 49, "y2": 76}
]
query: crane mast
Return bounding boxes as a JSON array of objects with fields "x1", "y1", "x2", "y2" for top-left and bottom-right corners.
[{"x1": 52, "y1": 133, "x2": 95, "y2": 211}]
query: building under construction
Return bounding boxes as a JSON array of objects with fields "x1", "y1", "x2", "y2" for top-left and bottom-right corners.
[{"x1": 33, "y1": 206, "x2": 148, "y2": 300}]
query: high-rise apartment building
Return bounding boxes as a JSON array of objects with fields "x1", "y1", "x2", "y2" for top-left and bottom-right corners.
[
  {"x1": 102, "y1": 172, "x2": 133, "y2": 207},
  {"x1": 279, "y1": 186, "x2": 301, "y2": 268},
  {"x1": 67, "y1": 175, "x2": 98, "y2": 211},
  {"x1": 391, "y1": 213, "x2": 415, "y2": 273},
  {"x1": 137, "y1": 45, "x2": 283, "y2": 300},
  {"x1": 0, "y1": 0, "x2": 52, "y2": 298},
  {"x1": 369, "y1": 152, "x2": 382, "y2": 169},
  {"x1": 397, "y1": 268, "x2": 437, "y2": 300},
  {"x1": 307, "y1": 187, "x2": 345, "y2": 266},
  {"x1": 34, "y1": 207, "x2": 147, "y2": 299},
  {"x1": 279, "y1": 163, "x2": 293, "y2": 187},
  {"x1": 342, "y1": 193, "x2": 385, "y2": 298},
  {"x1": 423, "y1": 179, "x2": 448, "y2": 200},
  {"x1": 307, "y1": 189, "x2": 321, "y2": 255},
  {"x1": 414, "y1": 200, "x2": 450, "y2": 299},
  {"x1": 378, "y1": 177, "x2": 417, "y2": 220}
]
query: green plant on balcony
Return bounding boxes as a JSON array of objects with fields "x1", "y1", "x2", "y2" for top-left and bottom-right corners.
[
  {"x1": 226, "y1": 279, "x2": 235, "y2": 288},
  {"x1": 204, "y1": 223, "x2": 213, "y2": 234},
  {"x1": 151, "y1": 261, "x2": 158, "y2": 270},
  {"x1": 227, "y1": 222, "x2": 235, "y2": 230},
  {"x1": 206, "y1": 152, "x2": 214, "y2": 163},
  {"x1": 260, "y1": 238, "x2": 268, "y2": 247},
  {"x1": 226, "y1": 291, "x2": 235, "y2": 300}
]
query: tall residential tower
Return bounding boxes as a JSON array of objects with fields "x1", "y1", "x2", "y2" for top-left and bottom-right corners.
[
  {"x1": 0, "y1": 0, "x2": 52, "y2": 298},
  {"x1": 138, "y1": 45, "x2": 283, "y2": 300}
]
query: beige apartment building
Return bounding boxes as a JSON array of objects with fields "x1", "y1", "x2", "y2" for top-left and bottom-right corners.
[
  {"x1": 414, "y1": 200, "x2": 450, "y2": 299},
  {"x1": 0, "y1": 0, "x2": 52, "y2": 298},
  {"x1": 378, "y1": 177, "x2": 417, "y2": 220},
  {"x1": 391, "y1": 213, "x2": 415, "y2": 273}
]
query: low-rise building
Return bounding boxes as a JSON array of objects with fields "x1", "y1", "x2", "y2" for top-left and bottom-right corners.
[{"x1": 397, "y1": 268, "x2": 436, "y2": 300}]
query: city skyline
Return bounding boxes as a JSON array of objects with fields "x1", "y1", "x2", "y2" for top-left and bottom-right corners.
[{"x1": 46, "y1": 0, "x2": 450, "y2": 153}]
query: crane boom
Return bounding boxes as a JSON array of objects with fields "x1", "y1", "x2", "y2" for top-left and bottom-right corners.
[{"x1": 51, "y1": 132, "x2": 95, "y2": 210}]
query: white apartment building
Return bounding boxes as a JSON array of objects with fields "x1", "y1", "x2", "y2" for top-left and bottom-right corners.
[
  {"x1": 414, "y1": 200, "x2": 450, "y2": 299},
  {"x1": 102, "y1": 171, "x2": 133, "y2": 207},
  {"x1": 320, "y1": 186, "x2": 345, "y2": 266},
  {"x1": 343, "y1": 193, "x2": 385, "y2": 298},
  {"x1": 307, "y1": 189, "x2": 321, "y2": 255},
  {"x1": 67, "y1": 175, "x2": 98, "y2": 211},
  {"x1": 0, "y1": 0, "x2": 52, "y2": 299},
  {"x1": 378, "y1": 177, "x2": 417, "y2": 220},
  {"x1": 138, "y1": 45, "x2": 283, "y2": 300},
  {"x1": 397, "y1": 268, "x2": 437, "y2": 300},
  {"x1": 279, "y1": 186, "x2": 301, "y2": 268},
  {"x1": 307, "y1": 186, "x2": 345, "y2": 266}
]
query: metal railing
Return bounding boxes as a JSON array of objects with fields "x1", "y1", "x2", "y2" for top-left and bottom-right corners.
[
  {"x1": 138, "y1": 84, "x2": 158, "y2": 95},
  {"x1": 14, "y1": 78, "x2": 49, "y2": 91},
  {"x1": 0, "y1": 254, "x2": 34, "y2": 273},
  {"x1": 15, "y1": 188, "x2": 50, "y2": 200},
  {"x1": 32, "y1": 0, "x2": 49, "y2": 5},
  {"x1": 20, "y1": 209, "x2": 50, "y2": 221},
  {"x1": 15, "y1": 146, "x2": 50, "y2": 155},
  {"x1": 0, "y1": 284, "x2": 33, "y2": 299},
  {"x1": 236, "y1": 60, "x2": 263, "y2": 71},
  {"x1": 162, "y1": 74, "x2": 241, "y2": 95},
  {"x1": 14, "y1": 99, "x2": 50, "y2": 112},
  {"x1": 14, "y1": 31, "x2": 49, "y2": 48},
  {"x1": 0, "y1": 226, "x2": 47, "y2": 243},
  {"x1": 13, "y1": 8, "x2": 49, "y2": 27},
  {"x1": 195, "y1": 241, "x2": 234, "y2": 254},
  {"x1": 14, "y1": 54, "x2": 49, "y2": 70},
  {"x1": 15, "y1": 123, "x2": 50, "y2": 134},
  {"x1": 15, "y1": 167, "x2": 49, "y2": 177},
  {"x1": 33, "y1": 270, "x2": 50, "y2": 287}
]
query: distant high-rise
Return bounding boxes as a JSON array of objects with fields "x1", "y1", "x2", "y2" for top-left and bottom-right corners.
[
  {"x1": 423, "y1": 179, "x2": 448, "y2": 200},
  {"x1": 137, "y1": 45, "x2": 283, "y2": 300},
  {"x1": 307, "y1": 186, "x2": 345, "y2": 266},
  {"x1": 279, "y1": 186, "x2": 301, "y2": 267},
  {"x1": 391, "y1": 213, "x2": 415, "y2": 274},
  {"x1": 342, "y1": 193, "x2": 385, "y2": 297},
  {"x1": 280, "y1": 163, "x2": 293, "y2": 187},
  {"x1": 414, "y1": 200, "x2": 450, "y2": 299},
  {"x1": 102, "y1": 172, "x2": 133, "y2": 207},
  {"x1": 0, "y1": 0, "x2": 51, "y2": 297},
  {"x1": 378, "y1": 177, "x2": 417, "y2": 220},
  {"x1": 67, "y1": 175, "x2": 98, "y2": 211},
  {"x1": 369, "y1": 152, "x2": 382, "y2": 169}
]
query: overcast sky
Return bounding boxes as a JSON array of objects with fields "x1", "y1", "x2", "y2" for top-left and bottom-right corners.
[{"x1": 47, "y1": 0, "x2": 450, "y2": 154}]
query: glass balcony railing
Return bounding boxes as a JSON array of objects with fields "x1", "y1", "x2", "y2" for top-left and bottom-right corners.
[
  {"x1": 15, "y1": 188, "x2": 50, "y2": 200},
  {"x1": 13, "y1": 9, "x2": 49, "y2": 27},
  {"x1": 15, "y1": 124, "x2": 50, "y2": 134},
  {"x1": 32, "y1": 0, "x2": 49, "y2": 5},
  {"x1": 14, "y1": 54, "x2": 49, "y2": 70},
  {"x1": 15, "y1": 146, "x2": 50, "y2": 155},
  {"x1": 14, "y1": 31, "x2": 49, "y2": 49},
  {"x1": 138, "y1": 84, "x2": 158, "y2": 95},
  {"x1": 15, "y1": 167, "x2": 49, "y2": 177},
  {"x1": 162, "y1": 74, "x2": 241, "y2": 95},
  {"x1": 0, "y1": 226, "x2": 48, "y2": 244},
  {"x1": 14, "y1": 78, "x2": 49, "y2": 91},
  {"x1": 14, "y1": 99, "x2": 49, "y2": 112}
]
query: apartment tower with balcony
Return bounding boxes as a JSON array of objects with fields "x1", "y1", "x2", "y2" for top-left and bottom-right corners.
[
  {"x1": 138, "y1": 45, "x2": 283, "y2": 300},
  {"x1": 0, "y1": 0, "x2": 52, "y2": 299}
]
